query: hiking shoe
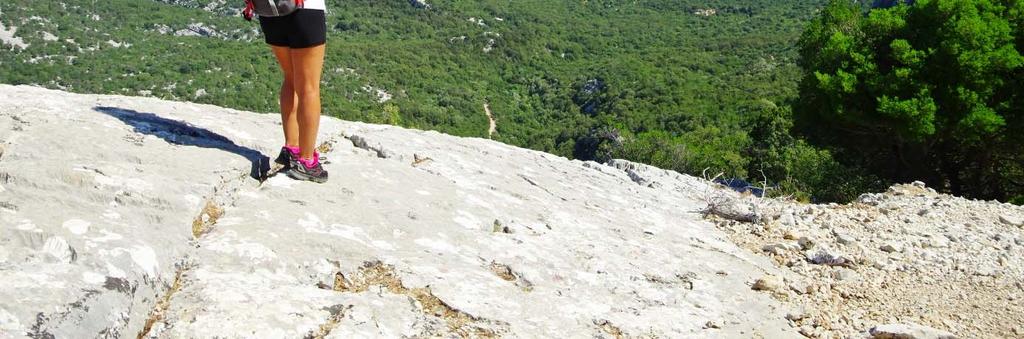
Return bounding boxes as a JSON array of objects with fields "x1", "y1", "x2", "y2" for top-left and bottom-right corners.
[
  {"x1": 274, "y1": 147, "x2": 291, "y2": 169},
  {"x1": 274, "y1": 146, "x2": 300, "y2": 170},
  {"x1": 287, "y1": 154, "x2": 329, "y2": 183}
]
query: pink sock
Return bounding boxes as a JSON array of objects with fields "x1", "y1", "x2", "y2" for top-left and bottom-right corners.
[
  {"x1": 285, "y1": 145, "x2": 300, "y2": 155},
  {"x1": 298, "y1": 152, "x2": 320, "y2": 169}
]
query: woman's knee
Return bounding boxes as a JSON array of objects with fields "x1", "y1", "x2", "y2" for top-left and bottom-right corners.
[
  {"x1": 293, "y1": 82, "x2": 320, "y2": 97},
  {"x1": 280, "y1": 82, "x2": 300, "y2": 102}
]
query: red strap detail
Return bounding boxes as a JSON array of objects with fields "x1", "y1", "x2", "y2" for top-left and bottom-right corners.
[{"x1": 295, "y1": 0, "x2": 304, "y2": 8}]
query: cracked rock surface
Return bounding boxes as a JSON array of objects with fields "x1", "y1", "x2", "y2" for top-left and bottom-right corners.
[{"x1": 0, "y1": 85, "x2": 798, "y2": 338}]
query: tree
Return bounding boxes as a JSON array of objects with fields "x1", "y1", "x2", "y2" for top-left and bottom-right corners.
[{"x1": 795, "y1": 0, "x2": 1024, "y2": 201}]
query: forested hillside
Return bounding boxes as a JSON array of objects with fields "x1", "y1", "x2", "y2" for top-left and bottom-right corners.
[
  {"x1": 795, "y1": 0, "x2": 1023, "y2": 203},
  {"x1": 0, "y1": 0, "x2": 878, "y2": 201}
]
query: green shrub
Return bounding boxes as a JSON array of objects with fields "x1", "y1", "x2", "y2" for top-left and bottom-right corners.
[{"x1": 794, "y1": 0, "x2": 1024, "y2": 202}]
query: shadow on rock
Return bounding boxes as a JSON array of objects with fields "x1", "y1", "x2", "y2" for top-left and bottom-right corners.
[{"x1": 94, "y1": 106, "x2": 270, "y2": 180}]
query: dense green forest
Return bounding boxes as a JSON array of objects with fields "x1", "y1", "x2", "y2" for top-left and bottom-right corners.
[
  {"x1": 795, "y1": 0, "x2": 1023, "y2": 203},
  {"x1": 2, "y1": 0, "x2": 1019, "y2": 203}
]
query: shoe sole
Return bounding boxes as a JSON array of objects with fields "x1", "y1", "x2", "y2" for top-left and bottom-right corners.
[{"x1": 286, "y1": 168, "x2": 328, "y2": 183}]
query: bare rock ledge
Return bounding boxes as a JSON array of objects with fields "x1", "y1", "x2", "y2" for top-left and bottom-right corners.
[{"x1": 0, "y1": 85, "x2": 797, "y2": 338}]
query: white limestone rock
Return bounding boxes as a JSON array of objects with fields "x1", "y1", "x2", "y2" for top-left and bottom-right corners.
[
  {"x1": 0, "y1": 85, "x2": 797, "y2": 338},
  {"x1": 869, "y1": 323, "x2": 957, "y2": 339},
  {"x1": 999, "y1": 214, "x2": 1023, "y2": 227}
]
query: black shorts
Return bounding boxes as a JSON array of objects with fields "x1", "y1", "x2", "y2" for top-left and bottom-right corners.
[{"x1": 258, "y1": 9, "x2": 326, "y2": 48}]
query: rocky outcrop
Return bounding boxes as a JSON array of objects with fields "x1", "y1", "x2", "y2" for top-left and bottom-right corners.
[
  {"x1": 869, "y1": 323, "x2": 957, "y2": 339},
  {"x1": 409, "y1": 0, "x2": 431, "y2": 9},
  {"x1": 0, "y1": 85, "x2": 797, "y2": 338},
  {"x1": 693, "y1": 9, "x2": 718, "y2": 17},
  {"x1": 0, "y1": 21, "x2": 29, "y2": 50},
  {"x1": 709, "y1": 182, "x2": 1024, "y2": 338},
  {"x1": 2, "y1": 85, "x2": 1021, "y2": 338}
]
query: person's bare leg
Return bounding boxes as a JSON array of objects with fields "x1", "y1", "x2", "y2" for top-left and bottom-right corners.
[
  {"x1": 289, "y1": 44, "x2": 325, "y2": 161},
  {"x1": 270, "y1": 45, "x2": 299, "y2": 147}
]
